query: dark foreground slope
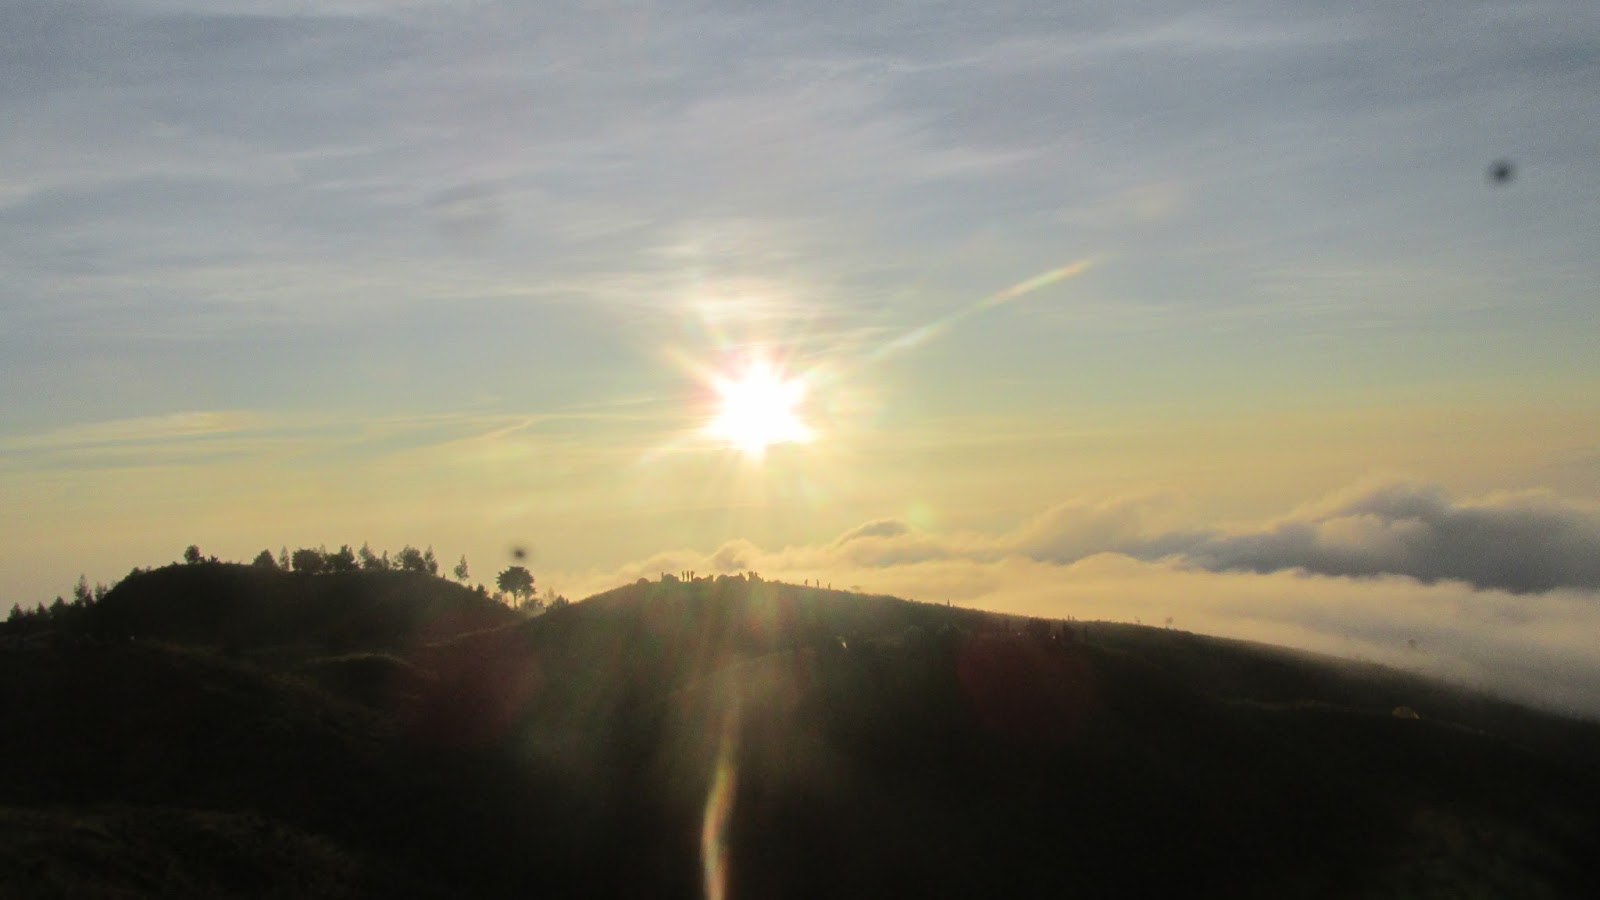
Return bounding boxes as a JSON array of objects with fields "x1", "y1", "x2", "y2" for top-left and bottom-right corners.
[
  {"x1": 4, "y1": 567, "x2": 1599, "y2": 898},
  {"x1": 1, "y1": 566, "x2": 563, "y2": 897}
]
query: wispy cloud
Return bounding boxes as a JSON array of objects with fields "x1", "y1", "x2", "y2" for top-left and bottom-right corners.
[
  {"x1": 3, "y1": 0, "x2": 1593, "y2": 417},
  {"x1": 0, "y1": 411, "x2": 262, "y2": 451},
  {"x1": 0, "y1": 403, "x2": 681, "y2": 473}
]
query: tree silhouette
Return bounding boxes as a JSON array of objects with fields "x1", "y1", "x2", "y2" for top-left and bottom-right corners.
[
  {"x1": 252, "y1": 549, "x2": 277, "y2": 569},
  {"x1": 395, "y1": 545, "x2": 428, "y2": 574},
  {"x1": 358, "y1": 542, "x2": 386, "y2": 571},
  {"x1": 183, "y1": 545, "x2": 203, "y2": 565},
  {"x1": 453, "y1": 555, "x2": 470, "y2": 583},
  {"x1": 291, "y1": 548, "x2": 326, "y2": 575},
  {"x1": 496, "y1": 566, "x2": 536, "y2": 608},
  {"x1": 325, "y1": 544, "x2": 359, "y2": 574},
  {"x1": 423, "y1": 546, "x2": 439, "y2": 576}
]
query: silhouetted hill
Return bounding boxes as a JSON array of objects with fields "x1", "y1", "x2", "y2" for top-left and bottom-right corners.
[
  {"x1": 73, "y1": 564, "x2": 552, "y2": 751},
  {"x1": 503, "y1": 578, "x2": 1600, "y2": 897},
  {"x1": 4, "y1": 567, "x2": 1599, "y2": 897},
  {"x1": 86, "y1": 563, "x2": 517, "y2": 654}
]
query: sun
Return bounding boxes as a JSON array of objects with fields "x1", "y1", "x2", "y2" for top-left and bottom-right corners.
[{"x1": 706, "y1": 355, "x2": 813, "y2": 456}]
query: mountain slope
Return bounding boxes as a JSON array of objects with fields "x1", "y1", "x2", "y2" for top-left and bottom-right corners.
[{"x1": 505, "y1": 577, "x2": 1600, "y2": 897}]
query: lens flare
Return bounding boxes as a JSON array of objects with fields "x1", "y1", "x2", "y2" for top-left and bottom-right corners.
[
  {"x1": 705, "y1": 354, "x2": 813, "y2": 457},
  {"x1": 870, "y1": 258, "x2": 1096, "y2": 362},
  {"x1": 653, "y1": 258, "x2": 1092, "y2": 467},
  {"x1": 701, "y1": 714, "x2": 739, "y2": 900}
]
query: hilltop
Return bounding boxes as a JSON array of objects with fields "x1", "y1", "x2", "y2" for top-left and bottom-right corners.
[{"x1": 3, "y1": 564, "x2": 1599, "y2": 897}]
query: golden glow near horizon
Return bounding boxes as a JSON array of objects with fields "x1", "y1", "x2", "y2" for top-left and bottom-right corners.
[{"x1": 705, "y1": 353, "x2": 813, "y2": 457}]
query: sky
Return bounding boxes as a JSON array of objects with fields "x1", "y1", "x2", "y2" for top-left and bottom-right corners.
[{"x1": 4, "y1": 1, "x2": 1600, "y2": 713}]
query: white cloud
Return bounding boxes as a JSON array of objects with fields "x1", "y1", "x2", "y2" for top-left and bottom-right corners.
[
  {"x1": 708, "y1": 479, "x2": 1600, "y2": 595},
  {"x1": 554, "y1": 478, "x2": 1600, "y2": 716}
]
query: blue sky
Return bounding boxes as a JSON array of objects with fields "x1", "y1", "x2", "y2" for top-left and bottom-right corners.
[{"x1": 4, "y1": 0, "x2": 1600, "y2": 712}]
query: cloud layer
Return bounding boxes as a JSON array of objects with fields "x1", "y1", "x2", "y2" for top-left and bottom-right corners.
[
  {"x1": 1185, "y1": 481, "x2": 1600, "y2": 594},
  {"x1": 558, "y1": 479, "x2": 1600, "y2": 717},
  {"x1": 767, "y1": 480, "x2": 1600, "y2": 595}
]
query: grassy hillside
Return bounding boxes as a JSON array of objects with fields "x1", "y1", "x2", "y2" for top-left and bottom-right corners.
[{"x1": 3, "y1": 566, "x2": 1598, "y2": 897}]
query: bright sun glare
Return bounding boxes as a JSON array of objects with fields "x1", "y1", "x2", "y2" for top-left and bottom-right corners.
[{"x1": 707, "y1": 356, "x2": 812, "y2": 456}]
